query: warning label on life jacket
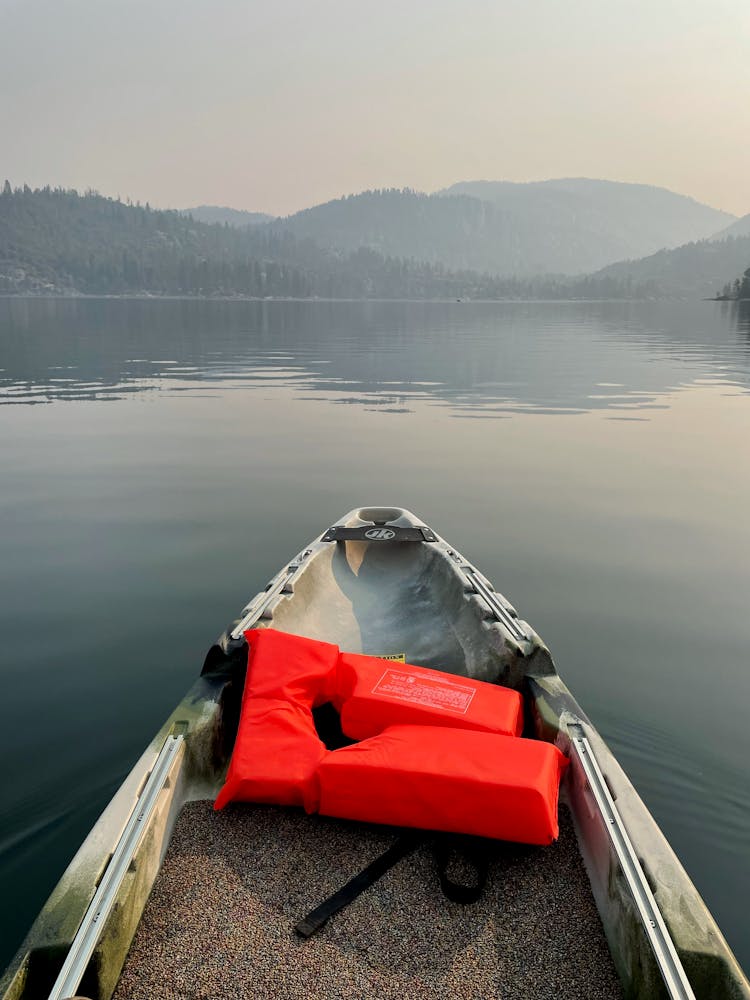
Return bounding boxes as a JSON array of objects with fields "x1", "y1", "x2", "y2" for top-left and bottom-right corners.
[
  {"x1": 371, "y1": 669, "x2": 476, "y2": 714},
  {"x1": 378, "y1": 653, "x2": 406, "y2": 662}
]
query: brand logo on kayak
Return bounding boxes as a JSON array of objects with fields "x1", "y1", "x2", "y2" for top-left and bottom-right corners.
[{"x1": 365, "y1": 527, "x2": 396, "y2": 540}]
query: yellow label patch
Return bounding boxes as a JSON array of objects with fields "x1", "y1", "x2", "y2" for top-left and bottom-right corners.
[{"x1": 378, "y1": 652, "x2": 406, "y2": 663}]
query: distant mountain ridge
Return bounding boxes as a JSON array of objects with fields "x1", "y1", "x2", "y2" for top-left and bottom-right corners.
[
  {"x1": 2, "y1": 185, "x2": 652, "y2": 300},
  {"x1": 442, "y1": 178, "x2": 734, "y2": 261},
  {"x1": 1, "y1": 183, "x2": 744, "y2": 301},
  {"x1": 275, "y1": 179, "x2": 733, "y2": 277},
  {"x1": 182, "y1": 205, "x2": 275, "y2": 227}
]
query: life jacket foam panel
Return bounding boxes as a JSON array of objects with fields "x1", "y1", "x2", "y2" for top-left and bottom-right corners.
[
  {"x1": 317, "y1": 724, "x2": 566, "y2": 844},
  {"x1": 214, "y1": 630, "x2": 338, "y2": 809},
  {"x1": 335, "y1": 652, "x2": 524, "y2": 741}
]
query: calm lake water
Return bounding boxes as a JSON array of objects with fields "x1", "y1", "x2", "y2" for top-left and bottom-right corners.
[{"x1": 1, "y1": 297, "x2": 749, "y2": 974}]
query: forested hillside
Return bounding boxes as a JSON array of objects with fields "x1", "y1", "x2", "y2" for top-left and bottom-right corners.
[
  {"x1": 0, "y1": 185, "x2": 655, "y2": 300},
  {"x1": 278, "y1": 182, "x2": 733, "y2": 276},
  {"x1": 592, "y1": 234, "x2": 750, "y2": 298},
  {"x1": 711, "y1": 214, "x2": 750, "y2": 241},
  {"x1": 0, "y1": 184, "x2": 313, "y2": 296},
  {"x1": 181, "y1": 206, "x2": 275, "y2": 227},
  {"x1": 716, "y1": 266, "x2": 750, "y2": 300},
  {"x1": 278, "y1": 190, "x2": 521, "y2": 273}
]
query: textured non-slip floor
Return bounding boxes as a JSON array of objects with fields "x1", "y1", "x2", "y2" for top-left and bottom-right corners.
[{"x1": 114, "y1": 801, "x2": 622, "y2": 1000}]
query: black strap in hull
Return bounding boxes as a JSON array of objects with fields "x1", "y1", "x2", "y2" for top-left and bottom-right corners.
[
  {"x1": 295, "y1": 832, "x2": 492, "y2": 938},
  {"x1": 295, "y1": 833, "x2": 422, "y2": 937}
]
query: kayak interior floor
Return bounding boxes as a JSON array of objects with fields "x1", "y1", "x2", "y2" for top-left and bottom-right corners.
[{"x1": 114, "y1": 800, "x2": 622, "y2": 1000}]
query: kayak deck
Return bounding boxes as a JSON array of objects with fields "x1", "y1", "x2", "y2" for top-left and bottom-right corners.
[{"x1": 114, "y1": 800, "x2": 622, "y2": 1000}]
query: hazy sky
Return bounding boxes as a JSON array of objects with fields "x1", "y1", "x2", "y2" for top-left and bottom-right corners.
[{"x1": 2, "y1": 0, "x2": 749, "y2": 217}]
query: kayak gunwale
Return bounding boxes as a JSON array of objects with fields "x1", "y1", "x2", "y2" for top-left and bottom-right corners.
[{"x1": 1, "y1": 505, "x2": 748, "y2": 1000}]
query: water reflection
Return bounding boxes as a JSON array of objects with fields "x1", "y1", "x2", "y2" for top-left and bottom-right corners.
[
  {"x1": 1, "y1": 297, "x2": 749, "y2": 414},
  {"x1": 736, "y1": 299, "x2": 750, "y2": 336}
]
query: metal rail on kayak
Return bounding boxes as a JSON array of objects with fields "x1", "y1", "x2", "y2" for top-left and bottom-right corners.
[
  {"x1": 230, "y1": 550, "x2": 312, "y2": 640},
  {"x1": 48, "y1": 734, "x2": 184, "y2": 1000},
  {"x1": 462, "y1": 568, "x2": 529, "y2": 643},
  {"x1": 569, "y1": 722, "x2": 696, "y2": 1000}
]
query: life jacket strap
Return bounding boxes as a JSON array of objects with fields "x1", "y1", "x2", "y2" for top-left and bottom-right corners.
[
  {"x1": 434, "y1": 834, "x2": 492, "y2": 905},
  {"x1": 294, "y1": 832, "x2": 423, "y2": 938},
  {"x1": 295, "y1": 831, "x2": 493, "y2": 937}
]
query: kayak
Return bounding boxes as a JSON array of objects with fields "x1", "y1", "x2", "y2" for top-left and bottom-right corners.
[{"x1": 2, "y1": 506, "x2": 747, "y2": 1000}]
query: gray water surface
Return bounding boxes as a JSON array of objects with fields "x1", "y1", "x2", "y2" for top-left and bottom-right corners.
[{"x1": 1, "y1": 297, "x2": 749, "y2": 973}]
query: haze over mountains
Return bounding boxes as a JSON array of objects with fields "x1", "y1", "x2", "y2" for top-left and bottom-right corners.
[
  {"x1": 277, "y1": 179, "x2": 733, "y2": 277},
  {"x1": 8, "y1": 185, "x2": 640, "y2": 300},
  {"x1": 1, "y1": 177, "x2": 748, "y2": 299}
]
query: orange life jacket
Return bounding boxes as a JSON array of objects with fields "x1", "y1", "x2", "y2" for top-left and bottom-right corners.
[{"x1": 214, "y1": 628, "x2": 567, "y2": 845}]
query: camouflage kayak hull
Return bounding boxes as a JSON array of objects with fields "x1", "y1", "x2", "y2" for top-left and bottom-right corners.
[{"x1": 2, "y1": 507, "x2": 747, "y2": 1000}]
